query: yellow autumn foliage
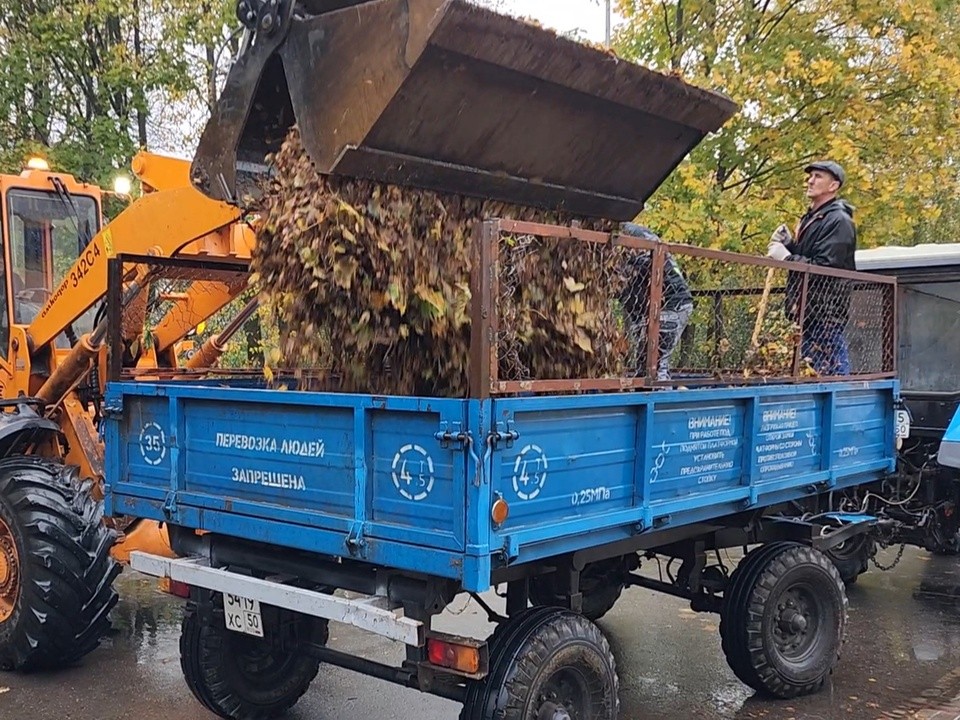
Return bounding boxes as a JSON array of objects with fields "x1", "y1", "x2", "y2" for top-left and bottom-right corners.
[{"x1": 614, "y1": 0, "x2": 960, "y2": 252}]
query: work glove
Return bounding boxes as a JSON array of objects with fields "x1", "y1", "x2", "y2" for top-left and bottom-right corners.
[
  {"x1": 771, "y1": 223, "x2": 793, "y2": 246},
  {"x1": 767, "y1": 241, "x2": 791, "y2": 261}
]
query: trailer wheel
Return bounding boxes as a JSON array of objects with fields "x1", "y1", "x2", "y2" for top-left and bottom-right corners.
[
  {"x1": 180, "y1": 592, "x2": 327, "y2": 719},
  {"x1": 461, "y1": 606, "x2": 618, "y2": 720},
  {"x1": 0, "y1": 457, "x2": 120, "y2": 671},
  {"x1": 720, "y1": 542, "x2": 847, "y2": 699},
  {"x1": 529, "y1": 557, "x2": 628, "y2": 621},
  {"x1": 826, "y1": 535, "x2": 875, "y2": 585}
]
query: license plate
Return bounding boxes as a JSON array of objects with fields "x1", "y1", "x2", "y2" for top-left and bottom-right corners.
[
  {"x1": 896, "y1": 409, "x2": 911, "y2": 439},
  {"x1": 223, "y1": 593, "x2": 264, "y2": 637}
]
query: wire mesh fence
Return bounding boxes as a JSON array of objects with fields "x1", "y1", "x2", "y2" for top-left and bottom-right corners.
[
  {"x1": 108, "y1": 220, "x2": 896, "y2": 397},
  {"x1": 108, "y1": 255, "x2": 275, "y2": 383},
  {"x1": 483, "y1": 220, "x2": 896, "y2": 395}
]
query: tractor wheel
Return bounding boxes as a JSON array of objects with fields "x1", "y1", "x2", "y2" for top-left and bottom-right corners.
[
  {"x1": 0, "y1": 456, "x2": 120, "y2": 671},
  {"x1": 826, "y1": 535, "x2": 875, "y2": 585},
  {"x1": 460, "y1": 606, "x2": 618, "y2": 720},
  {"x1": 180, "y1": 592, "x2": 327, "y2": 719},
  {"x1": 529, "y1": 557, "x2": 629, "y2": 621},
  {"x1": 720, "y1": 542, "x2": 847, "y2": 699},
  {"x1": 930, "y1": 528, "x2": 960, "y2": 556}
]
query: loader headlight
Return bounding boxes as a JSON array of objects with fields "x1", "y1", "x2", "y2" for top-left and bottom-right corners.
[{"x1": 113, "y1": 175, "x2": 132, "y2": 196}]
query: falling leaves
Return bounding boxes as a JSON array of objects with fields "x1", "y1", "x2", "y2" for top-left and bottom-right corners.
[{"x1": 251, "y1": 126, "x2": 615, "y2": 395}]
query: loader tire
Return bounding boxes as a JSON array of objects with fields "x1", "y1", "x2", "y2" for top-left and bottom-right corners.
[
  {"x1": 0, "y1": 456, "x2": 121, "y2": 671},
  {"x1": 180, "y1": 591, "x2": 327, "y2": 719}
]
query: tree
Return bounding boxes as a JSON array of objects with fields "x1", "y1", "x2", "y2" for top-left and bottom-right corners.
[
  {"x1": 613, "y1": 0, "x2": 960, "y2": 250},
  {"x1": 0, "y1": 0, "x2": 234, "y2": 186}
]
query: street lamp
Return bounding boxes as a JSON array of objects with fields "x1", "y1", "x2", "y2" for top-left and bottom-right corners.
[{"x1": 605, "y1": 0, "x2": 611, "y2": 47}]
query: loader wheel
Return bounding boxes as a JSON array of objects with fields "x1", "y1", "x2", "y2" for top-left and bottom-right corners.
[
  {"x1": 0, "y1": 456, "x2": 120, "y2": 671},
  {"x1": 180, "y1": 592, "x2": 327, "y2": 719},
  {"x1": 720, "y1": 542, "x2": 847, "y2": 699},
  {"x1": 529, "y1": 557, "x2": 628, "y2": 621},
  {"x1": 460, "y1": 606, "x2": 619, "y2": 720}
]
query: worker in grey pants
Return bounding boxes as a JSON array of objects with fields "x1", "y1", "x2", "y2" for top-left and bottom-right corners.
[{"x1": 620, "y1": 223, "x2": 694, "y2": 381}]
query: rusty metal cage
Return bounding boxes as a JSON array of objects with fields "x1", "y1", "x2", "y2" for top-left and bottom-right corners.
[
  {"x1": 107, "y1": 222, "x2": 896, "y2": 396},
  {"x1": 106, "y1": 254, "x2": 264, "y2": 383},
  {"x1": 473, "y1": 219, "x2": 896, "y2": 396}
]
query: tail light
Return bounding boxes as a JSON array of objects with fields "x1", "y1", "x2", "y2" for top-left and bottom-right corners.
[{"x1": 158, "y1": 577, "x2": 191, "y2": 598}]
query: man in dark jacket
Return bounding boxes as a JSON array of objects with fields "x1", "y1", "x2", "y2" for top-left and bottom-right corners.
[
  {"x1": 620, "y1": 223, "x2": 694, "y2": 381},
  {"x1": 767, "y1": 160, "x2": 857, "y2": 375}
]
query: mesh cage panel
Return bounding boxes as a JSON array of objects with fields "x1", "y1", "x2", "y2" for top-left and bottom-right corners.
[
  {"x1": 476, "y1": 221, "x2": 896, "y2": 395},
  {"x1": 108, "y1": 224, "x2": 895, "y2": 396},
  {"x1": 110, "y1": 255, "x2": 274, "y2": 382}
]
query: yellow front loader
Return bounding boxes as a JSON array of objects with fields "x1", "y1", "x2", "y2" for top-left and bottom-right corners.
[
  {"x1": 0, "y1": 0, "x2": 735, "y2": 671},
  {"x1": 0, "y1": 155, "x2": 252, "y2": 669}
]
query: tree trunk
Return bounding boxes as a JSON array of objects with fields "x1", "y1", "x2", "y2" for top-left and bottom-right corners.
[{"x1": 133, "y1": 0, "x2": 148, "y2": 147}]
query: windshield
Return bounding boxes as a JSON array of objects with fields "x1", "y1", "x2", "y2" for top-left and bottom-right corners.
[{"x1": 6, "y1": 187, "x2": 100, "y2": 340}]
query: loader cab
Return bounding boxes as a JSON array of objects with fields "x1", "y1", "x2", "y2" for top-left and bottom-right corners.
[{"x1": 0, "y1": 160, "x2": 103, "y2": 352}]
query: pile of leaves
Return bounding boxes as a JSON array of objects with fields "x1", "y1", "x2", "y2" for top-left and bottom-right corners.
[
  {"x1": 743, "y1": 315, "x2": 817, "y2": 379},
  {"x1": 497, "y1": 235, "x2": 632, "y2": 383},
  {"x1": 251, "y1": 126, "x2": 621, "y2": 396}
]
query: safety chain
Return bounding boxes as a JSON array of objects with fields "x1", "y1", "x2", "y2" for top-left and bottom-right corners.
[{"x1": 871, "y1": 543, "x2": 906, "y2": 572}]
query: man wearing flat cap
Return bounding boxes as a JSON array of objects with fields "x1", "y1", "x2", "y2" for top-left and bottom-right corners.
[{"x1": 767, "y1": 160, "x2": 857, "y2": 375}]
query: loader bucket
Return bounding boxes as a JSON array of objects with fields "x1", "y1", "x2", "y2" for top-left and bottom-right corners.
[{"x1": 193, "y1": 0, "x2": 738, "y2": 220}]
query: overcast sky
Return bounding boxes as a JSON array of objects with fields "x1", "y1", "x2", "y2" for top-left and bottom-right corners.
[{"x1": 499, "y1": 0, "x2": 624, "y2": 43}]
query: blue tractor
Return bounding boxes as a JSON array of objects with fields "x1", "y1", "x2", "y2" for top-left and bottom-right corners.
[{"x1": 854, "y1": 244, "x2": 960, "y2": 556}]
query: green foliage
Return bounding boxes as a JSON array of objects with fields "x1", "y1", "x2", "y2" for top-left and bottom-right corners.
[
  {"x1": 0, "y1": 0, "x2": 234, "y2": 185},
  {"x1": 614, "y1": 0, "x2": 960, "y2": 250}
]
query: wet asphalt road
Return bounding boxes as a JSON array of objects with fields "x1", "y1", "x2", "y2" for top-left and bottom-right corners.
[{"x1": 2, "y1": 546, "x2": 960, "y2": 720}]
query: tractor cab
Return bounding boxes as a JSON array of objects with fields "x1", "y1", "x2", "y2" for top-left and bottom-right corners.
[
  {"x1": 857, "y1": 244, "x2": 960, "y2": 473},
  {"x1": 0, "y1": 159, "x2": 104, "y2": 351},
  {"x1": 857, "y1": 244, "x2": 960, "y2": 440}
]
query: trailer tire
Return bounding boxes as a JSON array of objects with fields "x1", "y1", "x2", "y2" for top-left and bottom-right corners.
[
  {"x1": 826, "y1": 535, "x2": 874, "y2": 585},
  {"x1": 720, "y1": 542, "x2": 847, "y2": 699},
  {"x1": 528, "y1": 557, "x2": 627, "y2": 621},
  {"x1": 0, "y1": 457, "x2": 120, "y2": 671},
  {"x1": 180, "y1": 592, "x2": 327, "y2": 719},
  {"x1": 460, "y1": 606, "x2": 618, "y2": 720}
]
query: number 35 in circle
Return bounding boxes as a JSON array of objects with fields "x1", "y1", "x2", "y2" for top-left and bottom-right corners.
[{"x1": 139, "y1": 422, "x2": 167, "y2": 466}]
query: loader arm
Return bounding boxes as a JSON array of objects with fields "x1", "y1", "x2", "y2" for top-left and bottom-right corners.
[
  {"x1": 151, "y1": 278, "x2": 250, "y2": 354},
  {"x1": 27, "y1": 177, "x2": 246, "y2": 350}
]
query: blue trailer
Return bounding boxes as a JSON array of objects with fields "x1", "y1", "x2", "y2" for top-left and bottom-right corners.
[
  {"x1": 92, "y1": 2, "x2": 909, "y2": 715},
  {"x1": 106, "y1": 374, "x2": 901, "y2": 718},
  {"x1": 99, "y1": 186, "x2": 905, "y2": 719}
]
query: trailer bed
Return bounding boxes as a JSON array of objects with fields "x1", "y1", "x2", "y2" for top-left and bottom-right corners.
[{"x1": 105, "y1": 379, "x2": 898, "y2": 592}]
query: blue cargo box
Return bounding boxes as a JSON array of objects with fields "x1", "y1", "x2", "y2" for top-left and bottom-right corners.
[{"x1": 104, "y1": 380, "x2": 898, "y2": 592}]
